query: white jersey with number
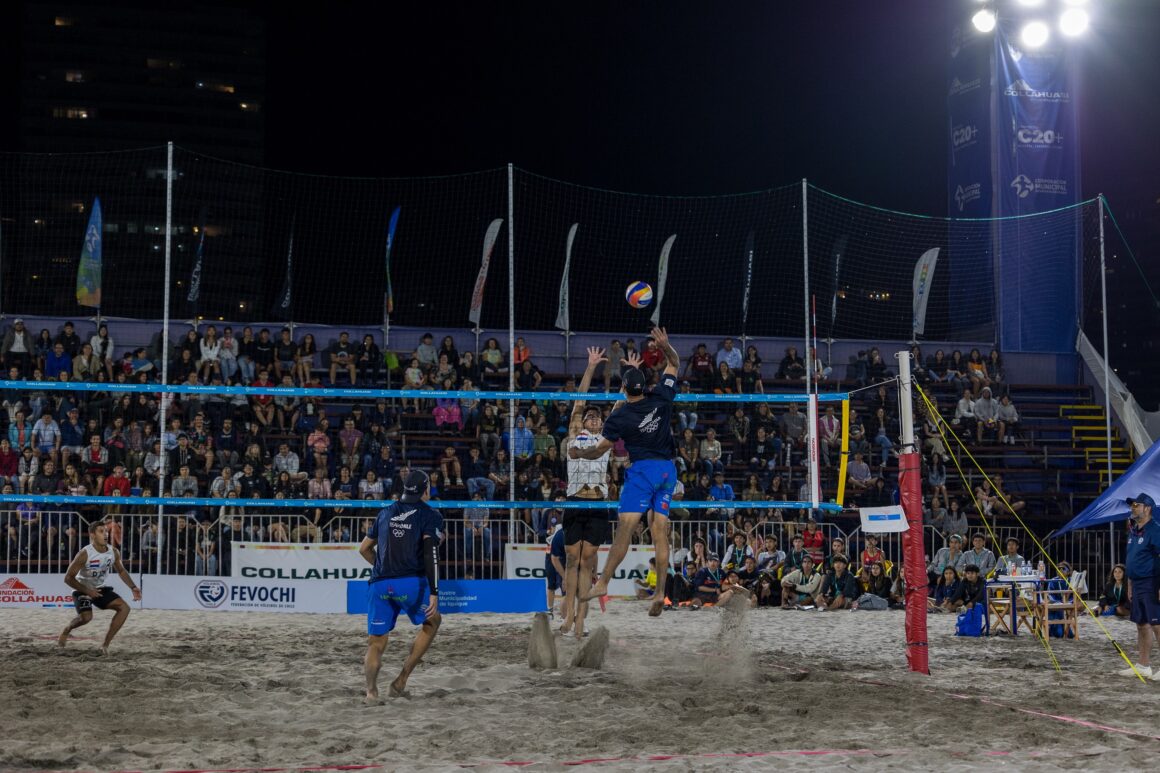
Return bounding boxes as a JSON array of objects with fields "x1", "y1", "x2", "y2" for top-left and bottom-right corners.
[
  {"x1": 566, "y1": 431, "x2": 611, "y2": 498},
  {"x1": 78, "y1": 544, "x2": 115, "y2": 590}
]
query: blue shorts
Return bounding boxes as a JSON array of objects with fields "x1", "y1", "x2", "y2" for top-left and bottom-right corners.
[
  {"x1": 1129, "y1": 577, "x2": 1160, "y2": 626},
  {"x1": 545, "y1": 558, "x2": 563, "y2": 591},
  {"x1": 367, "y1": 576, "x2": 429, "y2": 636},
  {"x1": 618, "y1": 459, "x2": 677, "y2": 519}
]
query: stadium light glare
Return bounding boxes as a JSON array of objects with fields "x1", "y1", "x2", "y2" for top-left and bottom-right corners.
[
  {"x1": 1059, "y1": 8, "x2": 1090, "y2": 36},
  {"x1": 1021, "y1": 20, "x2": 1050, "y2": 48},
  {"x1": 1016, "y1": 0, "x2": 1045, "y2": 7},
  {"x1": 972, "y1": 9, "x2": 997, "y2": 32}
]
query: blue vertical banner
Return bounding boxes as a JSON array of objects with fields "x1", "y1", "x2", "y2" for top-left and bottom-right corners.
[
  {"x1": 946, "y1": 18, "x2": 994, "y2": 340},
  {"x1": 75, "y1": 197, "x2": 102, "y2": 308},
  {"x1": 993, "y1": 27, "x2": 1081, "y2": 352}
]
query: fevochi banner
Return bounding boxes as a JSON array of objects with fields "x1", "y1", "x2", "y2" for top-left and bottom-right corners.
[
  {"x1": 142, "y1": 574, "x2": 342, "y2": 613},
  {"x1": 230, "y1": 541, "x2": 370, "y2": 581},
  {"x1": 994, "y1": 28, "x2": 1081, "y2": 352},
  {"x1": 947, "y1": 17, "x2": 993, "y2": 341}
]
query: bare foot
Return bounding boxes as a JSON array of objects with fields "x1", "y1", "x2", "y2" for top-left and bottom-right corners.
[
  {"x1": 57, "y1": 630, "x2": 69, "y2": 648},
  {"x1": 388, "y1": 681, "x2": 411, "y2": 699},
  {"x1": 364, "y1": 691, "x2": 383, "y2": 706},
  {"x1": 582, "y1": 580, "x2": 609, "y2": 602},
  {"x1": 98, "y1": 646, "x2": 109, "y2": 656},
  {"x1": 648, "y1": 599, "x2": 664, "y2": 617},
  {"x1": 559, "y1": 619, "x2": 573, "y2": 635}
]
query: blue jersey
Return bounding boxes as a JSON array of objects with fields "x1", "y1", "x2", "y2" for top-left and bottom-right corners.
[
  {"x1": 601, "y1": 373, "x2": 677, "y2": 462},
  {"x1": 549, "y1": 527, "x2": 566, "y2": 561},
  {"x1": 1125, "y1": 518, "x2": 1160, "y2": 581},
  {"x1": 367, "y1": 500, "x2": 443, "y2": 583}
]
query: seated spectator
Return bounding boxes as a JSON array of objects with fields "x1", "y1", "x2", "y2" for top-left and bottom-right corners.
[
  {"x1": 699, "y1": 427, "x2": 724, "y2": 478},
  {"x1": 433, "y1": 353, "x2": 457, "y2": 386},
  {"x1": 942, "y1": 498, "x2": 969, "y2": 541},
  {"x1": 994, "y1": 537, "x2": 1025, "y2": 576},
  {"x1": 488, "y1": 448, "x2": 511, "y2": 496},
  {"x1": 973, "y1": 387, "x2": 999, "y2": 443},
  {"x1": 411, "y1": 332, "x2": 437, "y2": 373},
  {"x1": 670, "y1": 561, "x2": 698, "y2": 606},
  {"x1": 641, "y1": 337, "x2": 665, "y2": 378},
  {"x1": 863, "y1": 476, "x2": 892, "y2": 508},
  {"x1": 433, "y1": 390, "x2": 464, "y2": 435},
  {"x1": 987, "y1": 349, "x2": 1005, "y2": 386},
  {"x1": 962, "y1": 533, "x2": 996, "y2": 577},
  {"x1": 926, "y1": 349, "x2": 950, "y2": 383},
  {"x1": 480, "y1": 338, "x2": 507, "y2": 386},
  {"x1": 715, "y1": 338, "x2": 742, "y2": 371},
  {"x1": 824, "y1": 536, "x2": 847, "y2": 573},
  {"x1": 930, "y1": 566, "x2": 961, "y2": 612},
  {"x1": 996, "y1": 393, "x2": 1019, "y2": 445},
  {"x1": 818, "y1": 405, "x2": 841, "y2": 468},
  {"x1": 947, "y1": 564, "x2": 985, "y2": 612},
  {"x1": 327, "y1": 331, "x2": 358, "y2": 385},
  {"x1": 273, "y1": 442, "x2": 307, "y2": 484},
  {"x1": 859, "y1": 533, "x2": 886, "y2": 571},
  {"x1": 854, "y1": 561, "x2": 892, "y2": 610},
  {"x1": 817, "y1": 554, "x2": 859, "y2": 611},
  {"x1": 721, "y1": 531, "x2": 752, "y2": 571},
  {"x1": 927, "y1": 534, "x2": 965, "y2": 582},
  {"x1": 463, "y1": 446, "x2": 493, "y2": 499},
  {"x1": 927, "y1": 458, "x2": 948, "y2": 503},
  {"x1": 779, "y1": 403, "x2": 807, "y2": 465},
  {"x1": 338, "y1": 417, "x2": 364, "y2": 473},
  {"x1": 953, "y1": 389, "x2": 976, "y2": 437},
  {"x1": 438, "y1": 446, "x2": 463, "y2": 488},
  {"x1": 921, "y1": 404, "x2": 950, "y2": 462},
  {"x1": 1097, "y1": 564, "x2": 1130, "y2": 617},
  {"x1": 402, "y1": 357, "x2": 426, "y2": 413},
  {"x1": 775, "y1": 346, "x2": 806, "y2": 381},
  {"x1": 355, "y1": 334, "x2": 381, "y2": 385},
  {"x1": 690, "y1": 554, "x2": 727, "y2": 608},
  {"x1": 170, "y1": 464, "x2": 199, "y2": 497},
  {"x1": 684, "y1": 343, "x2": 714, "y2": 392},
  {"x1": 866, "y1": 349, "x2": 891, "y2": 383},
  {"x1": 249, "y1": 369, "x2": 276, "y2": 428},
  {"x1": 780, "y1": 554, "x2": 822, "y2": 608},
  {"x1": 801, "y1": 519, "x2": 826, "y2": 564},
  {"x1": 306, "y1": 418, "x2": 332, "y2": 471},
  {"x1": 635, "y1": 557, "x2": 660, "y2": 600},
  {"x1": 809, "y1": 346, "x2": 831, "y2": 382},
  {"x1": 720, "y1": 569, "x2": 756, "y2": 608},
  {"x1": 728, "y1": 406, "x2": 750, "y2": 448},
  {"x1": 503, "y1": 415, "x2": 534, "y2": 463},
  {"x1": 966, "y1": 348, "x2": 990, "y2": 396},
  {"x1": 710, "y1": 361, "x2": 737, "y2": 394},
  {"x1": 45, "y1": 342, "x2": 72, "y2": 380},
  {"x1": 847, "y1": 452, "x2": 873, "y2": 497}
]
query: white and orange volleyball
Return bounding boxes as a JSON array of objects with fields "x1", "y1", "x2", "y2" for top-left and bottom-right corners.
[{"x1": 625, "y1": 281, "x2": 653, "y2": 308}]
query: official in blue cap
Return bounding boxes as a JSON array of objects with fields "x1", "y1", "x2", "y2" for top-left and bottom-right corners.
[{"x1": 1117, "y1": 492, "x2": 1160, "y2": 679}]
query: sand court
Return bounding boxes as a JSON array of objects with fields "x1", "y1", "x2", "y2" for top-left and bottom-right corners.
[{"x1": 2, "y1": 603, "x2": 1159, "y2": 771}]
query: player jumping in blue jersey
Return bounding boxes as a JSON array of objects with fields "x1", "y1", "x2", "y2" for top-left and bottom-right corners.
[
  {"x1": 570, "y1": 326, "x2": 680, "y2": 617},
  {"x1": 358, "y1": 470, "x2": 443, "y2": 703}
]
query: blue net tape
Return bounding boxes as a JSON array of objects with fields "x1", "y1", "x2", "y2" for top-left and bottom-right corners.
[
  {"x1": 0, "y1": 380, "x2": 847, "y2": 403},
  {"x1": 0, "y1": 494, "x2": 843, "y2": 512}
]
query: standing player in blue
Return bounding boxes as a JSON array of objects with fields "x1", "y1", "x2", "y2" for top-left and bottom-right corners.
[
  {"x1": 570, "y1": 326, "x2": 680, "y2": 617},
  {"x1": 359, "y1": 470, "x2": 443, "y2": 703}
]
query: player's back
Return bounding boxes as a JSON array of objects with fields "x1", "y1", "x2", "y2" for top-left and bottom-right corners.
[
  {"x1": 603, "y1": 374, "x2": 677, "y2": 462},
  {"x1": 369, "y1": 500, "x2": 443, "y2": 582}
]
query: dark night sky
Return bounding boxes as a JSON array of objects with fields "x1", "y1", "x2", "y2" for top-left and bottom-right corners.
[{"x1": 3, "y1": 2, "x2": 1159, "y2": 395}]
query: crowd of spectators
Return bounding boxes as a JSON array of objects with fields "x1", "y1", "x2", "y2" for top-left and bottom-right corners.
[{"x1": 2, "y1": 322, "x2": 1027, "y2": 587}]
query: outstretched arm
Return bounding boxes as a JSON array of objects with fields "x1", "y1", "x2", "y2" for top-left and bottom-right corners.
[
  {"x1": 569, "y1": 436, "x2": 615, "y2": 460},
  {"x1": 569, "y1": 347, "x2": 607, "y2": 435},
  {"x1": 651, "y1": 327, "x2": 680, "y2": 377}
]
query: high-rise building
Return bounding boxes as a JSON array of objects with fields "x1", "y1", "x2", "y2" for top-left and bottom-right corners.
[{"x1": 2, "y1": 1, "x2": 267, "y2": 320}]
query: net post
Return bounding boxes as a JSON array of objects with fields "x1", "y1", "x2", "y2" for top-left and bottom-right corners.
[
  {"x1": 507, "y1": 163, "x2": 517, "y2": 535},
  {"x1": 801, "y1": 179, "x2": 812, "y2": 398},
  {"x1": 1098, "y1": 194, "x2": 1115, "y2": 565},
  {"x1": 896, "y1": 349, "x2": 929, "y2": 675},
  {"x1": 157, "y1": 141, "x2": 175, "y2": 587}
]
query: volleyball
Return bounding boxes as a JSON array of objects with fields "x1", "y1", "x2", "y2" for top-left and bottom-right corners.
[{"x1": 625, "y1": 281, "x2": 653, "y2": 308}]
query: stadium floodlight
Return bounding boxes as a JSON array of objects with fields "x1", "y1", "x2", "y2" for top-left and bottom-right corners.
[
  {"x1": 972, "y1": 9, "x2": 997, "y2": 32},
  {"x1": 1021, "y1": 20, "x2": 1050, "y2": 47},
  {"x1": 1059, "y1": 8, "x2": 1090, "y2": 36},
  {"x1": 1061, "y1": 0, "x2": 1089, "y2": 6},
  {"x1": 1016, "y1": 0, "x2": 1045, "y2": 7}
]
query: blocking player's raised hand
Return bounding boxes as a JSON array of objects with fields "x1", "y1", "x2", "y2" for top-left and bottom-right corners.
[{"x1": 586, "y1": 347, "x2": 607, "y2": 370}]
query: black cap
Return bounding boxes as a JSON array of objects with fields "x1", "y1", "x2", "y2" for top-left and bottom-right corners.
[
  {"x1": 623, "y1": 367, "x2": 646, "y2": 397},
  {"x1": 400, "y1": 470, "x2": 430, "y2": 503}
]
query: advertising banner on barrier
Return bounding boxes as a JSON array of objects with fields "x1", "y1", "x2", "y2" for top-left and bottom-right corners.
[
  {"x1": 0, "y1": 574, "x2": 75, "y2": 607},
  {"x1": 141, "y1": 574, "x2": 344, "y2": 614},
  {"x1": 230, "y1": 542, "x2": 370, "y2": 581},
  {"x1": 346, "y1": 579, "x2": 544, "y2": 616},
  {"x1": 504, "y1": 543, "x2": 651, "y2": 598}
]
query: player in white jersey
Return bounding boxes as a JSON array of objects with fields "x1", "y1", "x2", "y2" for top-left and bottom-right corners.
[
  {"x1": 58, "y1": 520, "x2": 141, "y2": 654},
  {"x1": 558, "y1": 347, "x2": 614, "y2": 637}
]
